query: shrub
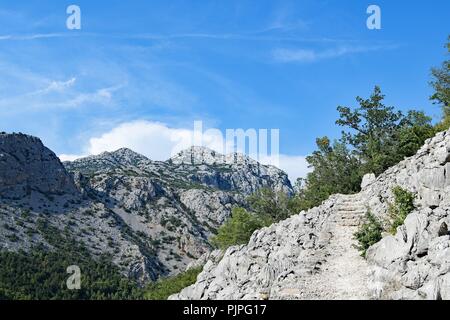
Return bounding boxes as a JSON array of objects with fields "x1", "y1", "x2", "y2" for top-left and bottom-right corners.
[
  {"x1": 354, "y1": 211, "x2": 383, "y2": 257},
  {"x1": 211, "y1": 207, "x2": 265, "y2": 249},
  {"x1": 247, "y1": 188, "x2": 293, "y2": 223},
  {"x1": 144, "y1": 267, "x2": 202, "y2": 300},
  {"x1": 388, "y1": 186, "x2": 415, "y2": 234}
]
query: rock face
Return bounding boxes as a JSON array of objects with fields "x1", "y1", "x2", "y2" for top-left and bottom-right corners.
[
  {"x1": 361, "y1": 129, "x2": 450, "y2": 218},
  {"x1": 0, "y1": 133, "x2": 78, "y2": 198},
  {"x1": 361, "y1": 130, "x2": 450, "y2": 299},
  {"x1": 170, "y1": 129, "x2": 450, "y2": 300},
  {"x1": 0, "y1": 133, "x2": 293, "y2": 284}
]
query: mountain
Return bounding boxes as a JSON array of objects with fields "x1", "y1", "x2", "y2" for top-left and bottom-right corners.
[
  {"x1": 170, "y1": 129, "x2": 450, "y2": 300},
  {"x1": 0, "y1": 133, "x2": 293, "y2": 285}
]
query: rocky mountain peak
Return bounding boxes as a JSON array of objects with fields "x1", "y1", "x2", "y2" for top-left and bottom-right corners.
[
  {"x1": 170, "y1": 146, "x2": 279, "y2": 171},
  {"x1": 66, "y1": 148, "x2": 152, "y2": 174},
  {"x1": 0, "y1": 132, "x2": 78, "y2": 198},
  {"x1": 106, "y1": 148, "x2": 151, "y2": 165},
  {"x1": 170, "y1": 146, "x2": 227, "y2": 165},
  {"x1": 169, "y1": 146, "x2": 292, "y2": 195}
]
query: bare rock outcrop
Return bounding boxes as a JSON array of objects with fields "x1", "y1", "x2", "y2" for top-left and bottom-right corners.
[
  {"x1": 0, "y1": 132, "x2": 78, "y2": 198},
  {"x1": 359, "y1": 130, "x2": 450, "y2": 299}
]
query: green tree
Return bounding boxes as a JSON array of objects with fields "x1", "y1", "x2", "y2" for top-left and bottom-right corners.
[
  {"x1": 247, "y1": 188, "x2": 293, "y2": 224},
  {"x1": 292, "y1": 137, "x2": 361, "y2": 211},
  {"x1": 291, "y1": 87, "x2": 433, "y2": 213},
  {"x1": 144, "y1": 267, "x2": 202, "y2": 300},
  {"x1": 336, "y1": 86, "x2": 403, "y2": 175},
  {"x1": 395, "y1": 111, "x2": 435, "y2": 158},
  {"x1": 211, "y1": 207, "x2": 265, "y2": 249},
  {"x1": 430, "y1": 36, "x2": 450, "y2": 130},
  {"x1": 336, "y1": 86, "x2": 434, "y2": 176}
]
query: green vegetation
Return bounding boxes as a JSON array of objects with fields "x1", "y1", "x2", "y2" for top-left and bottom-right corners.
[
  {"x1": 0, "y1": 220, "x2": 142, "y2": 300},
  {"x1": 0, "y1": 229, "x2": 201, "y2": 300},
  {"x1": 430, "y1": 36, "x2": 450, "y2": 130},
  {"x1": 247, "y1": 188, "x2": 299, "y2": 224},
  {"x1": 354, "y1": 186, "x2": 416, "y2": 257},
  {"x1": 353, "y1": 211, "x2": 383, "y2": 257},
  {"x1": 144, "y1": 267, "x2": 202, "y2": 300},
  {"x1": 293, "y1": 137, "x2": 361, "y2": 211},
  {"x1": 388, "y1": 186, "x2": 415, "y2": 234},
  {"x1": 211, "y1": 188, "x2": 302, "y2": 249},
  {"x1": 211, "y1": 207, "x2": 266, "y2": 249}
]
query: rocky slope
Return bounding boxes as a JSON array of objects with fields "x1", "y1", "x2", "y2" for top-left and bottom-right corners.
[
  {"x1": 170, "y1": 129, "x2": 450, "y2": 300},
  {"x1": 362, "y1": 129, "x2": 450, "y2": 299},
  {"x1": 0, "y1": 133, "x2": 293, "y2": 284}
]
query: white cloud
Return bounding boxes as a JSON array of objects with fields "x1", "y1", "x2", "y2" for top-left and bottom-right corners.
[
  {"x1": 46, "y1": 77, "x2": 76, "y2": 92},
  {"x1": 59, "y1": 154, "x2": 87, "y2": 162},
  {"x1": 260, "y1": 154, "x2": 310, "y2": 184},
  {"x1": 36, "y1": 77, "x2": 76, "y2": 95},
  {"x1": 59, "y1": 120, "x2": 310, "y2": 183},
  {"x1": 85, "y1": 120, "x2": 229, "y2": 160}
]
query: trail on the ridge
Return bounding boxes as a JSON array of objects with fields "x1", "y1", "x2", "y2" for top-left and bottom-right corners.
[{"x1": 297, "y1": 194, "x2": 370, "y2": 299}]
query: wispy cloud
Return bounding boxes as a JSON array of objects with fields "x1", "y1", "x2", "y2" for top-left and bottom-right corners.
[
  {"x1": 0, "y1": 31, "x2": 354, "y2": 45},
  {"x1": 131, "y1": 32, "x2": 351, "y2": 44},
  {"x1": 258, "y1": 4, "x2": 310, "y2": 34},
  {"x1": 33, "y1": 77, "x2": 77, "y2": 95},
  {"x1": 58, "y1": 84, "x2": 123, "y2": 108},
  {"x1": 0, "y1": 33, "x2": 70, "y2": 41},
  {"x1": 0, "y1": 73, "x2": 123, "y2": 111},
  {"x1": 273, "y1": 45, "x2": 398, "y2": 63}
]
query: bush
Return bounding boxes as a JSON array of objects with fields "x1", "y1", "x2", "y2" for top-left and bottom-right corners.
[
  {"x1": 144, "y1": 267, "x2": 202, "y2": 300},
  {"x1": 354, "y1": 211, "x2": 383, "y2": 257},
  {"x1": 388, "y1": 186, "x2": 415, "y2": 234},
  {"x1": 211, "y1": 208, "x2": 265, "y2": 249},
  {"x1": 247, "y1": 188, "x2": 294, "y2": 223}
]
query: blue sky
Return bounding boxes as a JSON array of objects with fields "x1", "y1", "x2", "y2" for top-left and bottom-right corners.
[{"x1": 0, "y1": 0, "x2": 449, "y2": 181}]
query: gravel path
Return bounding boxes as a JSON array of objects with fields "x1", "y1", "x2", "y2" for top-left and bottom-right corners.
[{"x1": 298, "y1": 194, "x2": 370, "y2": 299}]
